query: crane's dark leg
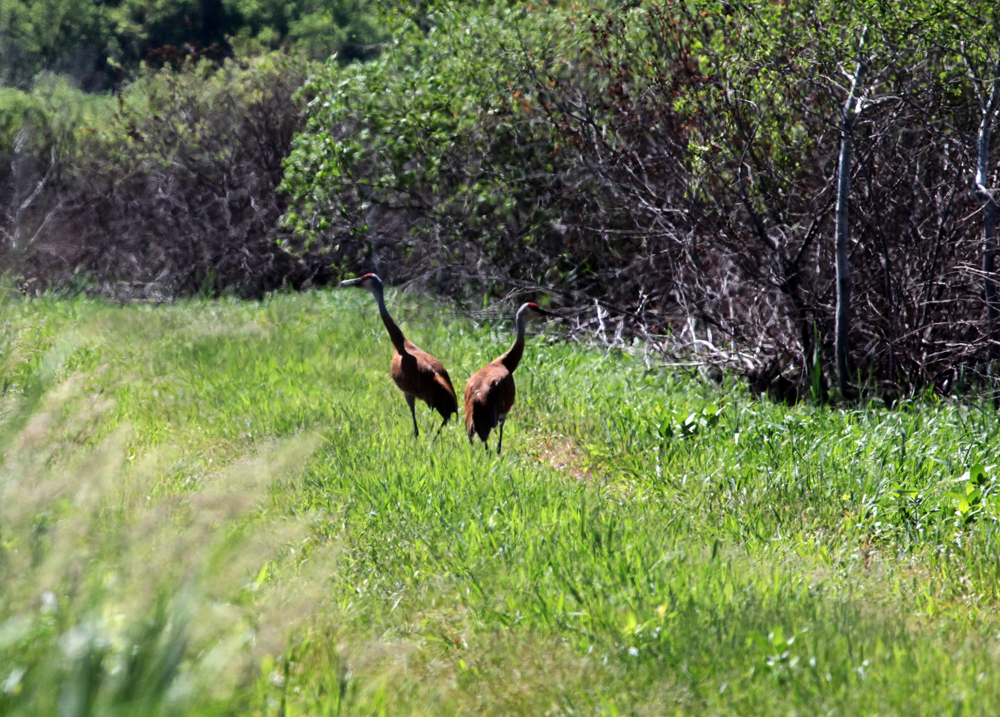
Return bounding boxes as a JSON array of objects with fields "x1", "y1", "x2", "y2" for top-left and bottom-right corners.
[
  {"x1": 489, "y1": 407, "x2": 499, "y2": 454},
  {"x1": 432, "y1": 415, "x2": 448, "y2": 442},
  {"x1": 497, "y1": 419, "x2": 506, "y2": 455},
  {"x1": 405, "y1": 394, "x2": 419, "y2": 437}
]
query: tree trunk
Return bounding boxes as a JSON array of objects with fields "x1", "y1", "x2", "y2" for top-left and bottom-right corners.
[
  {"x1": 976, "y1": 61, "x2": 1000, "y2": 364},
  {"x1": 834, "y1": 31, "x2": 868, "y2": 400}
]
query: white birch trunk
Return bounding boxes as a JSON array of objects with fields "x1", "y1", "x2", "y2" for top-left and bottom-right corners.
[
  {"x1": 977, "y1": 61, "x2": 1000, "y2": 362},
  {"x1": 834, "y1": 30, "x2": 867, "y2": 399}
]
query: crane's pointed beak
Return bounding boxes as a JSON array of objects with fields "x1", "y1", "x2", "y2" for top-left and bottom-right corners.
[
  {"x1": 339, "y1": 277, "x2": 364, "y2": 288},
  {"x1": 538, "y1": 308, "x2": 560, "y2": 319}
]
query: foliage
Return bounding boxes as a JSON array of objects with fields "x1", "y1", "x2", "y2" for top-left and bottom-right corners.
[
  {"x1": 0, "y1": 75, "x2": 116, "y2": 263},
  {"x1": 4, "y1": 291, "x2": 1000, "y2": 713},
  {"x1": 0, "y1": 54, "x2": 316, "y2": 299},
  {"x1": 0, "y1": 0, "x2": 383, "y2": 91},
  {"x1": 279, "y1": 4, "x2": 577, "y2": 291},
  {"x1": 281, "y1": 0, "x2": 1000, "y2": 398},
  {"x1": 4, "y1": 0, "x2": 1000, "y2": 400}
]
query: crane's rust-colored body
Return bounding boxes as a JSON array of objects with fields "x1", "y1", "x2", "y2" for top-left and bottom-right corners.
[
  {"x1": 464, "y1": 302, "x2": 556, "y2": 454},
  {"x1": 341, "y1": 274, "x2": 457, "y2": 436}
]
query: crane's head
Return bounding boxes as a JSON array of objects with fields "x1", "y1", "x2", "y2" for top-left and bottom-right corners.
[
  {"x1": 519, "y1": 302, "x2": 559, "y2": 322},
  {"x1": 339, "y1": 273, "x2": 383, "y2": 294}
]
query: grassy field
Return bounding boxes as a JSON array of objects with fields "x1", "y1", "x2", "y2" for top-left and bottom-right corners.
[{"x1": 2, "y1": 289, "x2": 1000, "y2": 716}]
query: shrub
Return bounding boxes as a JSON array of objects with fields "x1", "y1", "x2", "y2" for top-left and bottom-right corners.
[
  {"x1": 280, "y1": 0, "x2": 1000, "y2": 397},
  {"x1": 8, "y1": 54, "x2": 315, "y2": 300},
  {"x1": 279, "y1": 4, "x2": 588, "y2": 296},
  {"x1": 0, "y1": 75, "x2": 115, "y2": 267}
]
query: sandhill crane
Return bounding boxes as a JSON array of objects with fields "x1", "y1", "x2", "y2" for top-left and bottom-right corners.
[
  {"x1": 464, "y1": 302, "x2": 557, "y2": 454},
  {"x1": 340, "y1": 274, "x2": 457, "y2": 437}
]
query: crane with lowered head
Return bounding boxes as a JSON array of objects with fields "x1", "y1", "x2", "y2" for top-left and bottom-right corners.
[
  {"x1": 340, "y1": 273, "x2": 457, "y2": 437},
  {"x1": 464, "y1": 302, "x2": 557, "y2": 454}
]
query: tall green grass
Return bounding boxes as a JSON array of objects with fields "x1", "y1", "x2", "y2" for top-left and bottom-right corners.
[{"x1": 2, "y1": 290, "x2": 1000, "y2": 715}]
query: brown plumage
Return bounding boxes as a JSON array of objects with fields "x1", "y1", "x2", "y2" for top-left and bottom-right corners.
[
  {"x1": 341, "y1": 273, "x2": 457, "y2": 436},
  {"x1": 464, "y1": 302, "x2": 557, "y2": 453}
]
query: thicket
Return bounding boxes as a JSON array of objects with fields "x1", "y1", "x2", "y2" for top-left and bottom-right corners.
[
  {"x1": 1, "y1": 55, "x2": 319, "y2": 300},
  {"x1": 281, "y1": 0, "x2": 1000, "y2": 400},
  {"x1": 1, "y1": 0, "x2": 385, "y2": 300},
  {"x1": 4, "y1": 0, "x2": 1000, "y2": 400}
]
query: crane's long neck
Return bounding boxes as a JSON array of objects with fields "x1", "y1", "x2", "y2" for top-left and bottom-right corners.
[
  {"x1": 499, "y1": 311, "x2": 528, "y2": 373},
  {"x1": 372, "y1": 284, "x2": 407, "y2": 354}
]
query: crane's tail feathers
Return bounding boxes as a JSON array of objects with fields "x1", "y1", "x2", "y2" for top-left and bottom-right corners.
[
  {"x1": 431, "y1": 375, "x2": 459, "y2": 424},
  {"x1": 466, "y1": 401, "x2": 496, "y2": 445}
]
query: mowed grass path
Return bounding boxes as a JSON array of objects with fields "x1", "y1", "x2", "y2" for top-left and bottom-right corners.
[{"x1": 2, "y1": 290, "x2": 1000, "y2": 716}]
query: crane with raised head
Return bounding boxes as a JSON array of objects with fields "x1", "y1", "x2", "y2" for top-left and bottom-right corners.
[
  {"x1": 340, "y1": 273, "x2": 457, "y2": 437},
  {"x1": 464, "y1": 302, "x2": 557, "y2": 454}
]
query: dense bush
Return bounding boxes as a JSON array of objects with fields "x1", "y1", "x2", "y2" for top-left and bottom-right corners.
[
  {"x1": 1, "y1": 55, "x2": 318, "y2": 300},
  {"x1": 281, "y1": 0, "x2": 1000, "y2": 398},
  {"x1": 0, "y1": 76, "x2": 114, "y2": 264},
  {"x1": 0, "y1": 0, "x2": 383, "y2": 299},
  {"x1": 279, "y1": 6, "x2": 606, "y2": 297},
  {"x1": 4, "y1": 0, "x2": 1000, "y2": 399}
]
